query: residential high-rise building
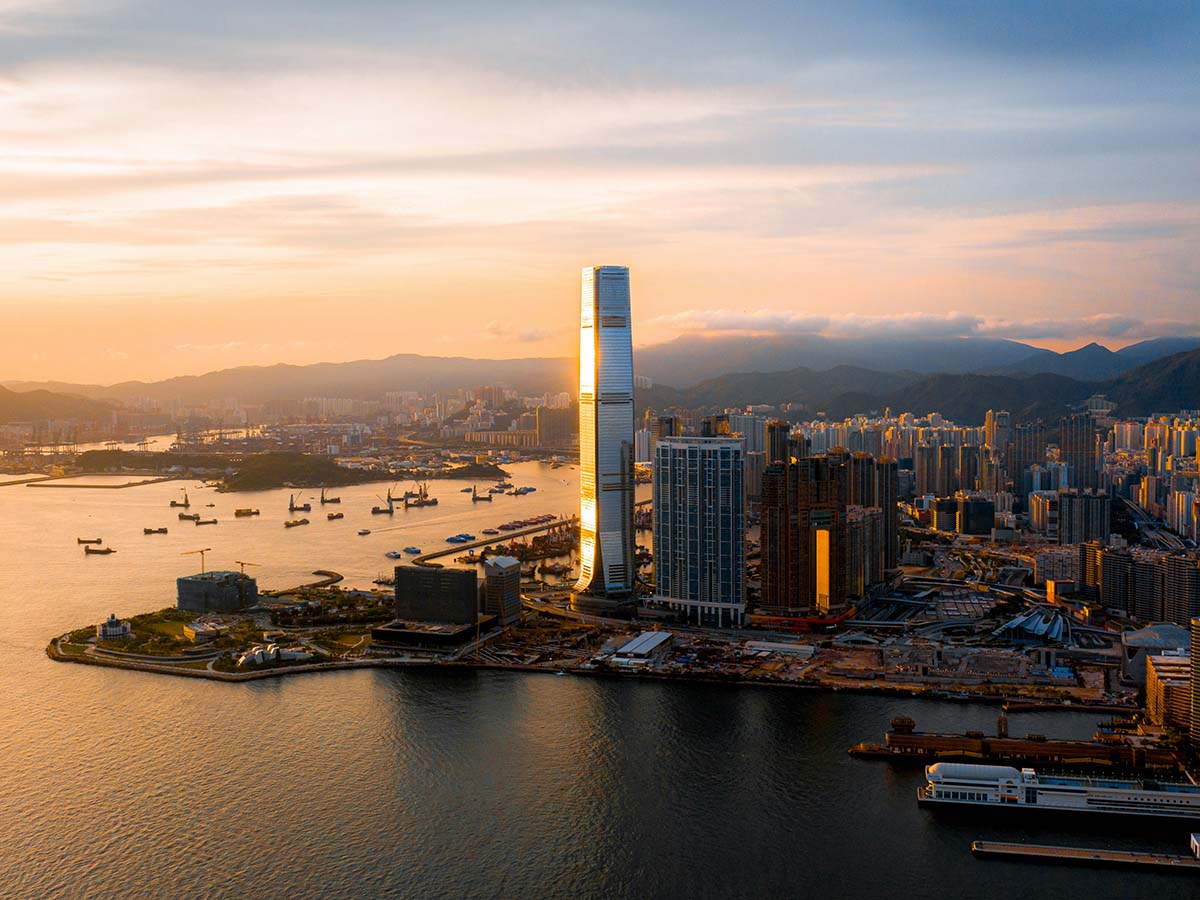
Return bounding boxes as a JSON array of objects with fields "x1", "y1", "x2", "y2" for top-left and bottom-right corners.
[
  {"x1": 576, "y1": 265, "x2": 636, "y2": 600},
  {"x1": 766, "y1": 420, "x2": 790, "y2": 464},
  {"x1": 652, "y1": 436, "x2": 745, "y2": 627},
  {"x1": 1058, "y1": 490, "x2": 1111, "y2": 545},
  {"x1": 760, "y1": 456, "x2": 848, "y2": 618},
  {"x1": 1007, "y1": 422, "x2": 1046, "y2": 498},
  {"x1": 1060, "y1": 412, "x2": 1099, "y2": 490}
]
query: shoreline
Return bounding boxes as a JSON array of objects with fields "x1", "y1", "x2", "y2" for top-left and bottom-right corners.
[{"x1": 40, "y1": 639, "x2": 1139, "y2": 713}]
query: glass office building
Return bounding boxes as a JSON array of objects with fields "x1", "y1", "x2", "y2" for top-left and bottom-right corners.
[{"x1": 575, "y1": 265, "x2": 636, "y2": 599}]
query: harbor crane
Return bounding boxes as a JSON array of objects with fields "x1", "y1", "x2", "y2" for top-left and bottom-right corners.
[
  {"x1": 182, "y1": 547, "x2": 213, "y2": 575},
  {"x1": 234, "y1": 560, "x2": 259, "y2": 576}
]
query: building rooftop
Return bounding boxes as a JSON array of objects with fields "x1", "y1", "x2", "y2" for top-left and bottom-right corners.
[
  {"x1": 615, "y1": 631, "x2": 673, "y2": 657},
  {"x1": 1123, "y1": 623, "x2": 1190, "y2": 650}
]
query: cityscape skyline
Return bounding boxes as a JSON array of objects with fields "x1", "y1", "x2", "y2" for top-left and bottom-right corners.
[{"x1": 2, "y1": 1, "x2": 1199, "y2": 382}]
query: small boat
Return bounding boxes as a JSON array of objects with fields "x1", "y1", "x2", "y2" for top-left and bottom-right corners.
[
  {"x1": 403, "y1": 546, "x2": 421, "y2": 555},
  {"x1": 482, "y1": 528, "x2": 499, "y2": 535},
  {"x1": 460, "y1": 487, "x2": 473, "y2": 493},
  {"x1": 556, "y1": 671, "x2": 567, "y2": 676},
  {"x1": 385, "y1": 550, "x2": 403, "y2": 559},
  {"x1": 327, "y1": 512, "x2": 344, "y2": 520},
  {"x1": 373, "y1": 576, "x2": 395, "y2": 587},
  {"x1": 143, "y1": 527, "x2": 168, "y2": 535},
  {"x1": 284, "y1": 518, "x2": 310, "y2": 528},
  {"x1": 358, "y1": 529, "x2": 371, "y2": 536},
  {"x1": 195, "y1": 518, "x2": 217, "y2": 526},
  {"x1": 76, "y1": 537, "x2": 102, "y2": 545},
  {"x1": 84, "y1": 546, "x2": 115, "y2": 555},
  {"x1": 205, "y1": 503, "x2": 215, "y2": 507},
  {"x1": 234, "y1": 508, "x2": 260, "y2": 517},
  {"x1": 179, "y1": 512, "x2": 200, "y2": 521}
]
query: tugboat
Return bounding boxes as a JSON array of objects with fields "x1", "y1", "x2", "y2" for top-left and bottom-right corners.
[
  {"x1": 143, "y1": 527, "x2": 168, "y2": 535},
  {"x1": 288, "y1": 494, "x2": 312, "y2": 513},
  {"x1": 84, "y1": 545, "x2": 115, "y2": 555},
  {"x1": 169, "y1": 489, "x2": 190, "y2": 509},
  {"x1": 76, "y1": 537, "x2": 103, "y2": 544},
  {"x1": 327, "y1": 512, "x2": 344, "y2": 520},
  {"x1": 320, "y1": 488, "x2": 341, "y2": 505}
]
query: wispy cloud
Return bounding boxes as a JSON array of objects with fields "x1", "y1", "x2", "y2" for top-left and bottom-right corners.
[{"x1": 649, "y1": 309, "x2": 1200, "y2": 343}]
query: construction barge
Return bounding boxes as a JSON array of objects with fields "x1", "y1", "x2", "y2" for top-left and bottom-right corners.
[
  {"x1": 971, "y1": 840, "x2": 1200, "y2": 872},
  {"x1": 850, "y1": 715, "x2": 1181, "y2": 772}
]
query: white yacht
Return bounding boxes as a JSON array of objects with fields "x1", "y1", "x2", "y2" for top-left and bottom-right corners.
[{"x1": 918, "y1": 762, "x2": 1200, "y2": 821}]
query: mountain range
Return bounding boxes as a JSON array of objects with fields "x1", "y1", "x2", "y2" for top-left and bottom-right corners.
[
  {"x1": 3, "y1": 336, "x2": 1199, "y2": 426},
  {"x1": 637, "y1": 349, "x2": 1200, "y2": 424}
]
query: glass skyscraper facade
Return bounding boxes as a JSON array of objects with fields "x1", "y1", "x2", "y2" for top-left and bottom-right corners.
[
  {"x1": 653, "y1": 436, "x2": 745, "y2": 627},
  {"x1": 575, "y1": 265, "x2": 635, "y2": 599}
]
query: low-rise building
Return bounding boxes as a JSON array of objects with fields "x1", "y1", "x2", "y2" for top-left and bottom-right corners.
[
  {"x1": 612, "y1": 631, "x2": 673, "y2": 665},
  {"x1": 183, "y1": 622, "x2": 224, "y2": 643},
  {"x1": 96, "y1": 613, "x2": 131, "y2": 641}
]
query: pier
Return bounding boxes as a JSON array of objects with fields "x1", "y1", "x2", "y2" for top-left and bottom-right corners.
[
  {"x1": 971, "y1": 840, "x2": 1200, "y2": 872},
  {"x1": 412, "y1": 516, "x2": 580, "y2": 567}
]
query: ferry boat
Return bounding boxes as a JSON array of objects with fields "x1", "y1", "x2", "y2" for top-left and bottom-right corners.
[{"x1": 918, "y1": 763, "x2": 1200, "y2": 822}]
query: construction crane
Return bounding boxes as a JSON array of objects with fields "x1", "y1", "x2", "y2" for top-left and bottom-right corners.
[
  {"x1": 234, "y1": 560, "x2": 259, "y2": 576},
  {"x1": 182, "y1": 548, "x2": 213, "y2": 575}
]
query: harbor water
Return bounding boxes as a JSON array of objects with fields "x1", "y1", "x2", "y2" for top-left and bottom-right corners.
[{"x1": 0, "y1": 463, "x2": 1195, "y2": 899}]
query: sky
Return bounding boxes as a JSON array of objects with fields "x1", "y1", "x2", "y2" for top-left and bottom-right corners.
[{"x1": 1, "y1": 0, "x2": 1198, "y2": 383}]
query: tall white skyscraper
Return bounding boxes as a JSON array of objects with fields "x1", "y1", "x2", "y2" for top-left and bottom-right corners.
[{"x1": 575, "y1": 265, "x2": 635, "y2": 599}]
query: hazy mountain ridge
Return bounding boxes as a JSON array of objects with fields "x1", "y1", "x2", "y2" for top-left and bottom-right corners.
[
  {"x1": 0, "y1": 386, "x2": 114, "y2": 424},
  {"x1": 639, "y1": 349, "x2": 1200, "y2": 424}
]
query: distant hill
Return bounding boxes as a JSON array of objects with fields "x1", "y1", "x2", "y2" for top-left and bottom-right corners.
[
  {"x1": 4, "y1": 353, "x2": 574, "y2": 406},
  {"x1": 1103, "y1": 349, "x2": 1200, "y2": 415},
  {"x1": 0, "y1": 386, "x2": 113, "y2": 424},
  {"x1": 633, "y1": 334, "x2": 1042, "y2": 387},
  {"x1": 640, "y1": 349, "x2": 1200, "y2": 424},
  {"x1": 992, "y1": 342, "x2": 1129, "y2": 381}
]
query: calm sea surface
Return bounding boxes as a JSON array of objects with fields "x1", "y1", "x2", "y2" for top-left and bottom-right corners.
[{"x1": 0, "y1": 463, "x2": 1195, "y2": 899}]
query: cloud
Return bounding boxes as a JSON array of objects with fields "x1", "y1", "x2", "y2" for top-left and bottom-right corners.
[
  {"x1": 648, "y1": 309, "x2": 1200, "y2": 343},
  {"x1": 486, "y1": 321, "x2": 552, "y2": 343}
]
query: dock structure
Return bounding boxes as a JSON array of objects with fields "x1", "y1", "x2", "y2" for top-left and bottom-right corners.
[
  {"x1": 971, "y1": 840, "x2": 1200, "y2": 871},
  {"x1": 850, "y1": 715, "x2": 1181, "y2": 772}
]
